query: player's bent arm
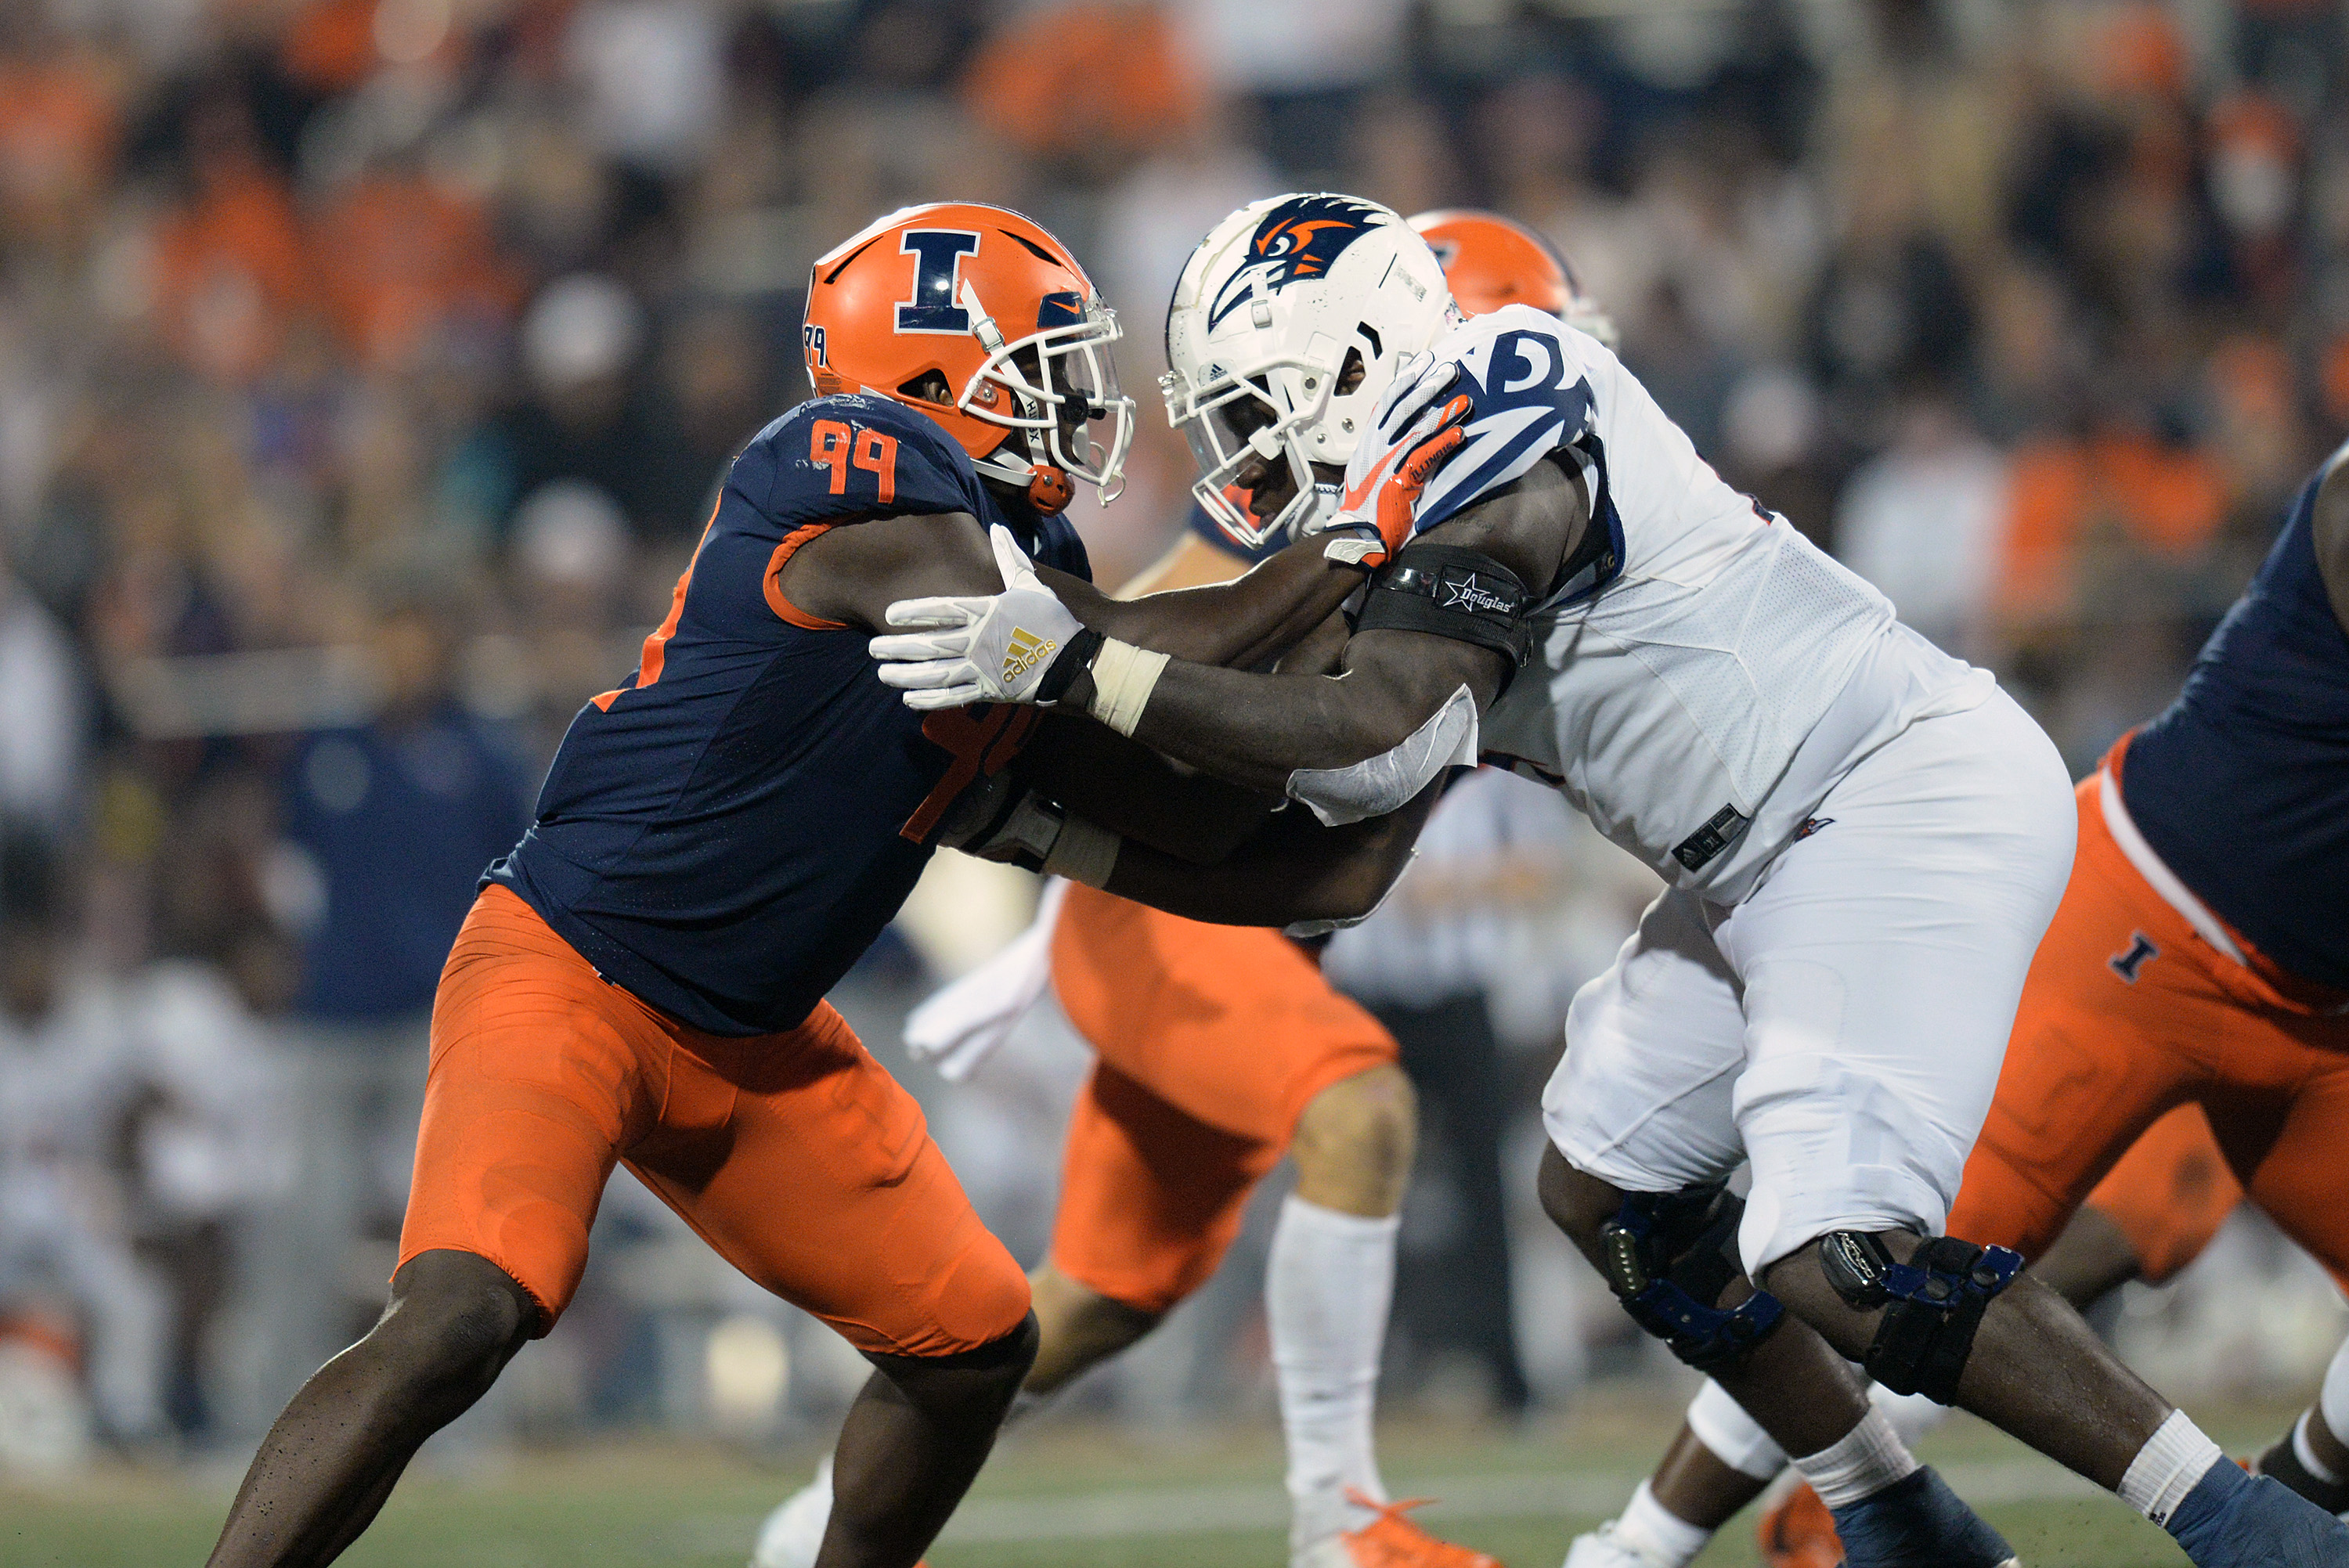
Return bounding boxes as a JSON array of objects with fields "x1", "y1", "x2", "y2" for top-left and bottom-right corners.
[
  {"x1": 1113, "y1": 532, "x2": 1254, "y2": 597},
  {"x1": 1040, "y1": 532, "x2": 1369, "y2": 671},
  {"x1": 1120, "y1": 629, "x2": 1506, "y2": 795},
  {"x1": 778, "y1": 510, "x2": 1010, "y2": 631},
  {"x1": 1014, "y1": 716, "x2": 1279, "y2": 864},
  {"x1": 782, "y1": 507, "x2": 1360, "y2": 670},
  {"x1": 2317, "y1": 454, "x2": 2349, "y2": 637},
  {"x1": 1102, "y1": 780, "x2": 1443, "y2": 928},
  {"x1": 1067, "y1": 464, "x2": 1582, "y2": 794}
]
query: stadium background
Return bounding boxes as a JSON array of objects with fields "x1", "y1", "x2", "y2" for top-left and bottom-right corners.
[{"x1": 0, "y1": 0, "x2": 2344, "y2": 1561}]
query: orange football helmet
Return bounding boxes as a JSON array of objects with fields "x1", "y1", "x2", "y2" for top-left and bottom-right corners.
[
  {"x1": 803, "y1": 202, "x2": 1135, "y2": 506},
  {"x1": 1408, "y1": 208, "x2": 1618, "y2": 347}
]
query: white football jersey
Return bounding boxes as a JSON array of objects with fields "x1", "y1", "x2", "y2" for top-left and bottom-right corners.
[{"x1": 1405, "y1": 305, "x2": 1994, "y2": 903}]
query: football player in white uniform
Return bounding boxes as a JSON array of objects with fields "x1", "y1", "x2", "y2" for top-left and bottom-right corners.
[{"x1": 866, "y1": 193, "x2": 2349, "y2": 1568}]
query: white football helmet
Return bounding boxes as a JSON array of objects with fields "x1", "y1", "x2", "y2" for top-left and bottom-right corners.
[{"x1": 1162, "y1": 193, "x2": 1456, "y2": 550}]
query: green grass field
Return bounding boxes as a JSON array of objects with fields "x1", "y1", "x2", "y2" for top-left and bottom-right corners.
[{"x1": 2, "y1": 1392, "x2": 2293, "y2": 1566}]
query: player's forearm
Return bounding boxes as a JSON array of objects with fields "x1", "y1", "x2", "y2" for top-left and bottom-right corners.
[
  {"x1": 1046, "y1": 538, "x2": 1360, "y2": 670},
  {"x1": 1084, "y1": 626, "x2": 1496, "y2": 798},
  {"x1": 1115, "y1": 661, "x2": 1399, "y2": 794},
  {"x1": 1017, "y1": 715, "x2": 1279, "y2": 864},
  {"x1": 1102, "y1": 784, "x2": 1438, "y2": 928}
]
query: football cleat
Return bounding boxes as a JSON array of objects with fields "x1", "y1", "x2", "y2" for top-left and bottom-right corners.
[
  {"x1": 750, "y1": 1458, "x2": 839, "y2": 1568},
  {"x1": 1562, "y1": 1519, "x2": 1683, "y2": 1568},
  {"x1": 1825, "y1": 1466, "x2": 2018, "y2": 1568},
  {"x1": 1757, "y1": 1479, "x2": 1843, "y2": 1568},
  {"x1": 1294, "y1": 1491, "x2": 1500, "y2": 1568}
]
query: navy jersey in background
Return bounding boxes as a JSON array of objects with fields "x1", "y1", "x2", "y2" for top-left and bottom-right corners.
[
  {"x1": 2123, "y1": 459, "x2": 2349, "y2": 991},
  {"x1": 493, "y1": 394, "x2": 1090, "y2": 1036},
  {"x1": 285, "y1": 710, "x2": 532, "y2": 1021}
]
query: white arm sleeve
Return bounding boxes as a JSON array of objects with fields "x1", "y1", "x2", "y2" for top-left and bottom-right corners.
[{"x1": 1283, "y1": 683, "x2": 1479, "y2": 827}]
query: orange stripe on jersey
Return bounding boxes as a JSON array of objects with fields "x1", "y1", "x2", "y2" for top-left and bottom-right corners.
[
  {"x1": 763, "y1": 523, "x2": 846, "y2": 630},
  {"x1": 594, "y1": 496, "x2": 723, "y2": 711},
  {"x1": 900, "y1": 705, "x2": 1038, "y2": 842}
]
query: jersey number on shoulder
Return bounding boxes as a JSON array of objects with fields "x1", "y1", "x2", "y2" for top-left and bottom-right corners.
[{"x1": 811, "y1": 419, "x2": 898, "y2": 506}]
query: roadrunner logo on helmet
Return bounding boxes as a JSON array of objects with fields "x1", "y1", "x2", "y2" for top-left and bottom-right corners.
[
  {"x1": 803, "y1": 201, "x2": 1136, "y2": 509},
  {"x1": 1164, "y1": 193, "x2": 1456, "y2": 550}
]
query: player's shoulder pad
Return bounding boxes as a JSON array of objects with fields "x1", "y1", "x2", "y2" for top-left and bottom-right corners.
[
  {"x1": 1409, "y1": 303, "x2": 1600, "y2": 540},
  {"x1": 731, "y1": 391, "x2": 987, "y2": 534}
]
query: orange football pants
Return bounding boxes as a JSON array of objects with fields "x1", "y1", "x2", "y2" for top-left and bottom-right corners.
[
  {"x1": 398, "y1": 885, "x2": 1030, "y2": 1355},
  {"x1": 1948, "y1": 760, "x2": 2349, "y2": 1296},
  {"x1": 1045, "y1": 883, "x2": 1399, "y2": 1314}
]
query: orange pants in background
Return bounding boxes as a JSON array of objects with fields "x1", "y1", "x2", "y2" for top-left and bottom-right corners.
[
  {"x1": 1948, "y1": 762, "x2": 2349, "y2": 1296},
  {"x1": 1045, "y1": 883, "x2": 1399, "y2": 1314}
]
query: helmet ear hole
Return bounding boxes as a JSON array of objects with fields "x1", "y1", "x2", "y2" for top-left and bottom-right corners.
[{"x1": 897, "y1": 370, "x2": 954, "y2": 406}]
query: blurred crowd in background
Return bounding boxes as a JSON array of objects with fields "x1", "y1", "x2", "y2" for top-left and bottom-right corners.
[{"x1": 2, "y1": 0, "x2": 2347, "y2": 1472}]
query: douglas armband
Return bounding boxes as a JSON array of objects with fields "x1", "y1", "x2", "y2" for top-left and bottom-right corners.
[{"x1": 1354, "y1": 542, "x2": 1537, "y2": 683}]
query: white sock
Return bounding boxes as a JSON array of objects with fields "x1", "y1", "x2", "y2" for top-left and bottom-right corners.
[
  {"x1": 1791, "y1": 1408, "x2": 1920, "y2": 1509},
  {"x1": 2118, "y1": 1409, "x2": 2225, "y2": 1526},
  {"x1": 2320, "y1": 1334, "x2": 2349, "y2": 1458},
  {"x1": 1268, "y1": 1193, "x2": 1399, "y2": 1549},
  {"x1": 1609, "y1": 1478, "x2": 1715, "y2": 1568},
  {"x1": 751, "y1": 1452, "x2": 833, "y2": 1568},
  {"x1": 1687, "y1": 1378, "x2": 1790, "y2": 1480},
  {"x1": 2295, "y1": 1411, "x2": 2345, "y2": 1487},
  {"x1": 1870, "y1": 1383, "x2": 1951, "y2": 1449}
]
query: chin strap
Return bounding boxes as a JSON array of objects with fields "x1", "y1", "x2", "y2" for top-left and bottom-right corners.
[
  {"x1": 974, "y1": 441, "x2": 1074, "y2": 514},
  {"x1": 1027, "y1": 464, "x2": 1073, "y2": 511}
]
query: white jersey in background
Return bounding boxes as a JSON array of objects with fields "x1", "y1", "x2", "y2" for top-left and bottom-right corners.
[{"x1": 1396, "y1": 305, "x2": 1994, "y2": 904}]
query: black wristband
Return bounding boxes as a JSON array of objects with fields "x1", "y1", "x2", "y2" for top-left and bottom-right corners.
[{"x1": 1034, "y1": 625, "x2": 1106, "y2": 705}]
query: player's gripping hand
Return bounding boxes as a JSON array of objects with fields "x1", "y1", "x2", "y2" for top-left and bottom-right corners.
[
  {"x1": 1321, "y1": 351, "x2": 1476, "y2": 564},
  {"x1": 871, "y1": 524, "x2": 1096, "y2": 710}
]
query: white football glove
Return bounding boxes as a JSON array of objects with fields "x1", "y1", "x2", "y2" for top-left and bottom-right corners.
[
  {"x1": 1366, "y1": 349, "x2": 1462, "y2": 451},
  {"x1": 871, "y1": 525, "x2": 1085, "y2": 710},
  {"x1": 1322, "y1": 351, "x2": 1476, "y2": 564}
]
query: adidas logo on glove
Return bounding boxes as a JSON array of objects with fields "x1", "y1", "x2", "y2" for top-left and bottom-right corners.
[{"x1": 1002, "y1": 627, "x2": 1058, "y2": 683}]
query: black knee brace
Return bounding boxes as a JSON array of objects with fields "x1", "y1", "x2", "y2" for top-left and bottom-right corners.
[
  {"x1": 1599, "y1": 1185, "x2": 1785, "y2": 1374},
  {"x1": 1818, "y1": 1231, "x2": 2022, "y2": 1404}
]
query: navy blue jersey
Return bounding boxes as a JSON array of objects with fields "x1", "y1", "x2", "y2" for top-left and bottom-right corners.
[
  {"x1": 2123, "y1": 460, "x2": 2349, "y2": 990},
  {"x1": 489, "y1": 393, "x2": 1090, "y2": 1036}
]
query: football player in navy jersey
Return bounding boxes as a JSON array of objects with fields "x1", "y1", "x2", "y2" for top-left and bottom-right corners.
[
  {"x1": 752, "y1": 209, "x2": 1591, "y2": 1568},
  {"x1": 203, "y1": 203, "x2": 1423, "y2": 1568}
]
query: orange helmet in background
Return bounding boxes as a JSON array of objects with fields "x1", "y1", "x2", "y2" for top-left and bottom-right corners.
[
  {"x1": 1408, "y1": 208, "x2": 1618, "y2": 348},
  {"x1": 803, "y1": 202, "x2": 1135, "y2": 506}
]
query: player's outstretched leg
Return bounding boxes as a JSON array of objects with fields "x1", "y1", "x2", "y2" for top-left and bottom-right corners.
[
  {"x1": 1539, "y1": 1154, "x2": 2017, "y2": 1568},
  {"x1": 1562, "y1": 1406, "x2": 1771, "y2": 1568},
  {"x1": 1278, "y1": 1062, "x2": 1484, "y2": 1568},
  {"x1": 1763, "y1": 1229, "x2": 2349, "y2": 1566},
  {"x1": 752, "y1": 1267, "x2": 1153, "y2": 1568},
  {"x1": 206, "y1": 1249, "x2": 536, "y2": 1568},
  {"x1": 1586, "y1": 1187, "x2": 2166, "y2": 1568},
  {"x1": 817, "y1": 1314, "x2": 1037, "y2": 1568}
]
